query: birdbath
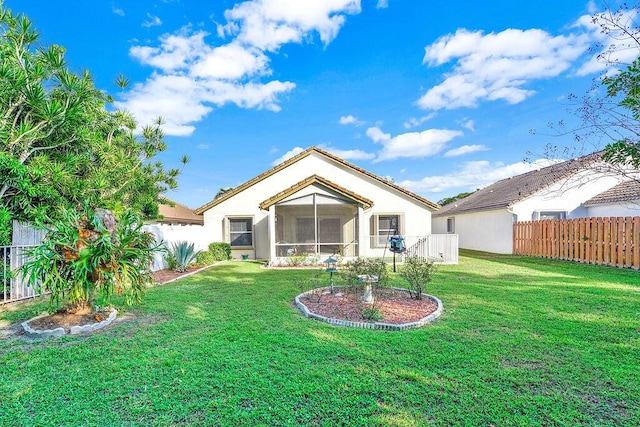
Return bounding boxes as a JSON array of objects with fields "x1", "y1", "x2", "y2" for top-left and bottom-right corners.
[{"x1": 357, "y1": 274, "x2": 378, "y2": 304}]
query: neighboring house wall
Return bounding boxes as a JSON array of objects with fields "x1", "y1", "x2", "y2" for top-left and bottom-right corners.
[
  {"x1": 586, "y1": 201, "x2": 640, "y2": 217},
  {"x1": 202, "y1": 152, "x2": 433, "y2": 260},
  {"x1": 433, "y1": 170, "x2": 625, "y2": 255},
  {"x1": 433, "y1": 209, "x2": 513, "y2": 254},
  {"x1": 511, "y1": 171, "x2": 621, "y2": 221}
]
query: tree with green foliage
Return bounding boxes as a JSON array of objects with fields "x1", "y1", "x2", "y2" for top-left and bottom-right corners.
[
  {"x1": 438, "y1": 191, "x2": 476, "y2": 206},
  {"x1": 0, "y1": 5, "x2": 186, "y2": 237},
  {"x1": 214, "y1": 187, "x2": 233, "y2": 199},
  {"x1": 536, "y1": 3, "x2": 640, "y2": 178},
  {"x1": 21, "y1": 205, "x2": 163, "y2": 313}
]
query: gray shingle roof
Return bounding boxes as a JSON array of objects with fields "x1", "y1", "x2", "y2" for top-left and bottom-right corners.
[
  {"x1": 583, "y1": 179, "x2": 640, "y2": 205},
  {"x1": 433, "y1": 152, "x2": 604, "y2": 217}
]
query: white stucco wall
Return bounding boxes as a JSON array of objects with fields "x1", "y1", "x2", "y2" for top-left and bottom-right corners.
[
  {"x1": 433, "y1": 209, "x2": 513, "y2": 254},
  {"x1": 201, "y1": 152, "x2": 434, "y2": 260},
  {"x1": 511, "y1": 170, "x2": 622, "y2": 221},
  {"x1": 142, "y1": 223, "x2": 208, "y2": 271},
  {"x1": 586, "y1": 200, "x2": 640, "y2": 217}
]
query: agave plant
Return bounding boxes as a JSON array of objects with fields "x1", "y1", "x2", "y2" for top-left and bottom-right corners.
[{"x1": 169, "y1": 241, "x2": 201, "y2": 273}]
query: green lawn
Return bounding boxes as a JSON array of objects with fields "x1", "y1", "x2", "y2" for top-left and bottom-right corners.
[{"x1": 1, "y1": 251, "x2": 639, "y2": 426}]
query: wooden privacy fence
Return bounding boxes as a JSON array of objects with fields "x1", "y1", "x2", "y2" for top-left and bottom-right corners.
[{"x1": 513, "y1": 217, "x2": 640, "y2": 269}]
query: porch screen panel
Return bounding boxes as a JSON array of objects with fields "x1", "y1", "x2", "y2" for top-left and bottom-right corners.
[
  {"x1": 275, "y1": 193, "x2": 358, "y2": 257},
  {"x1": 274, "y1": 196, "x2": 315, "y2": 256}
]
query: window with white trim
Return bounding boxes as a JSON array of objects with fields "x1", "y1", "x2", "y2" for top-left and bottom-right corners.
[
  {"x1": 532, "y1": 210, "x2": 567, "y2": 220},
  {"x1": 447, "y1": 217, "x2": 455, "y2": 233},
  {"x1": 371, "y1": 214, "x2": 404, "y2": 247},
  {"x1": 228, "y1": 217, "x2": 253, "y2": 247}
]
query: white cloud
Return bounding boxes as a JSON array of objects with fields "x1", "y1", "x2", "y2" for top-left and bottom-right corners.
[
  {"x1": 130, "y1": 30, "x2": 209, "y2": 71},
  {"x1": 403, "y1": 113, "x2": 436, "y2": 129},
  {"x1": 119, "y1": 0, "x2": 361, "y2": 136},
  {"x1": 143, "y1": 13, "x2": 162, "y2": 28},
  {"x1": 417, "y1": 28, "x2": 590, "y2": 110},
  {"x1": 219, "y1": 0, "x2": 361, "y2": 51},
  {"x1": 443, "y1": 144, "x2": 489, "y2": 157},
  {"x1": 376, "y1": 0, "x2": 389, "y2": 9},
  {"x1": 271, "y1": 146, "x2": 305, "y2": 165},
  {"x1": 319, "y1": 145, "x2": 374, "y2": 160},
  {"x1": 461, "y1": 119, "x2": 474, "y2": 131},
  {"x1": 191, "y1": 43, "x2": 270, "y2": 80},
  {"x1": 197, "y1": 144, "x2": 211, "y2": 149},
  {"x1": 400, "y1": 158, "x2": 553, "y2": 194},
  {"x1": 271, "y1": 144, "x2": 374, "y2": 166},
  {"x1": 366, "y1": 126, "x2": 463, "y2": 162},
  {"x1": 339, "y1": 114, "x2": 364, "y2": 126},
  {"x1": 114, "y1": 75, "x2": 211, "y2": 136},
  {"x1": 112, "y1": 5, "x2": 125, "y2": 16},
  {"x1": 574, "y1": 8, "x2": 640, "y2": 75}
]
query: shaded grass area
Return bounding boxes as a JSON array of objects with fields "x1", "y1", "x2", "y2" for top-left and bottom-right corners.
[{"x1": 1, "y1": 251, "x2": 639, "y2": 426}]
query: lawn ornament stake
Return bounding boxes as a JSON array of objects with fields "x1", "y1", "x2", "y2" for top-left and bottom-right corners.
[
  {"x1": 389, "y1": 235, "x2": 406, "y2": 272},
  {"x1": 324, "y1": 256, "x2": 338, "y2": 295}
]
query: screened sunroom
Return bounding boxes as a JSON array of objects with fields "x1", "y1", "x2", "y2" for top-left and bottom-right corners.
[
  {"x1": 260, "y1": 175, "x2": 374, "y2": 260},
  {"x1": 274, "y1": 193, "x2": 359, "y2": 257}
]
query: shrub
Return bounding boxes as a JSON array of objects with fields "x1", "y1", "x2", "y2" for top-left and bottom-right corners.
[
  {"x1": 0, "y1": 207, "x2": 11, "y2": 246},
  {"x1": 20, "y1": 205, "x2": 162, "y2": 312},
  {"x1": 400, "y1": 255, "x2": 438, "y2": 300},
  {"x1": 360, "y1": 304, "x2": 382, "y2": 322},
  {"x1": 340, "y1": 257, "x2": 389, "y2": 292},
  {"x1": 208, "y1": 242, "x2": 231, "y2": 261},
  {"x1": 195, "y1": 250, "x2": 216, "y2": 266},
  {"x1": 169, "y1": 241, "x2": 201, "y2": 273},
  {"x1": 164, "y1": 251, "x2": 177, "y2": 270},
  {"x1": 294, "y1": 271, "x2": 324, "y2": 303}
]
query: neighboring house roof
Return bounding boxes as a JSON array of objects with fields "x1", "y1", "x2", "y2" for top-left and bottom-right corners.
[
  {"x1": 156, "y1": 201, "x2": 204, "y2": 225},
  {"x1": 259, "y1": 174, "x2": 374, "y2": 210},
  {"x1": 583, "y1": 179, "x2": 640, "y2": 206},
  {"x1": 195, "y1": 146, "x2": 439, "y2": 214},
  {"x1": 433, "y1": 151, "x2": 604, "y2": 217}
]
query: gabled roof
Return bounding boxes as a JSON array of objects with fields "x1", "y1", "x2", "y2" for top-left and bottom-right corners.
[
  {"x1": 195, "y1": 146, "x2": 439, "y2": 214},
  {"x1": 156, "y1": 200, "x2": 204, "y2": 225},
  {"x1": 584, "y1": 179, "x2": 640, "y2": 206},
  {"x1": 433, "y1": 151, "x2": 604, "y2": 217},
  {"x1": 259, "y1": 174, "x2": 374, "y2": 210}
]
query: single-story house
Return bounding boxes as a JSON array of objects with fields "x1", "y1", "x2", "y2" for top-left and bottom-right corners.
[
  {"x1": 156, "y1": 201, "x2": 204, "y2": 226},
  {"x1": 584, "y1": 180, "x2": 640, "y2": 216},
  {"x1": 194, "y1": 147, "x2": 440, "y2": 262},
  {"x1": 432, "y1": 152, "x2": 629, "y2": 254}
]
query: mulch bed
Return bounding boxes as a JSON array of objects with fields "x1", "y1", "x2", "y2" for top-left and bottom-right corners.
[
  {"x1": 150, "y1": 265, "x2": 209, "y2": 285},
  {"x1": 27, "y1": 310, "x2": 113, "y2": 332},
  {"x1": 299, "y1": 287, "x2": 438, "y2": 324}
]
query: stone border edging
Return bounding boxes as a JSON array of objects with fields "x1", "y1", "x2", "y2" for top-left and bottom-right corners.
[
  {"x1": 21, "y1": 309, "x2": 118, "y2": 338},
  {"x1": 294, "y1": 286, "x2": 443, "y2": 330},
  {"x1": 154, "y1": 261, "x2": 224, "y2": 286}
]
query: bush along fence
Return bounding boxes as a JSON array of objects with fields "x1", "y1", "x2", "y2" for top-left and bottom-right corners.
[{"x1": 513, "y1": 217, "x2": 640, "y2": 269}]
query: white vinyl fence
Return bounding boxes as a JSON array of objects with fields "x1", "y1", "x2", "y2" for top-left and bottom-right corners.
[
  {"x1": 12, "y1": 221, "x2": 47, "y2": 246},
  {"x1": 405, "y1": 234, "x2": 459, "y2": 264},
  {"x1": 1, "y1": 245, "x2": 41, "y2": 304},
  {"x1": 142, "y1": 223, "x2": 208, "y2": 271}
]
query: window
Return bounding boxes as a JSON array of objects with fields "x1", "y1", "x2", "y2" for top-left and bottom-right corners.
[
  {"x1": 532, "y1": 210, "x2": 567, "y2": 221},
  {"x1": 229, "y1": 218, "x2": 253, "y2": 247},
  {"x1": 371, "y1": 214, "x2": 404, "y2": 247},
  {"x1": 447, "y1": 217, "x2": 455, "y2": 233}
]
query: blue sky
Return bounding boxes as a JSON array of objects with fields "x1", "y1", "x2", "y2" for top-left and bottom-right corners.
[{"x1": 6, "y1": 0, "x2": 632, "y2": 209}]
